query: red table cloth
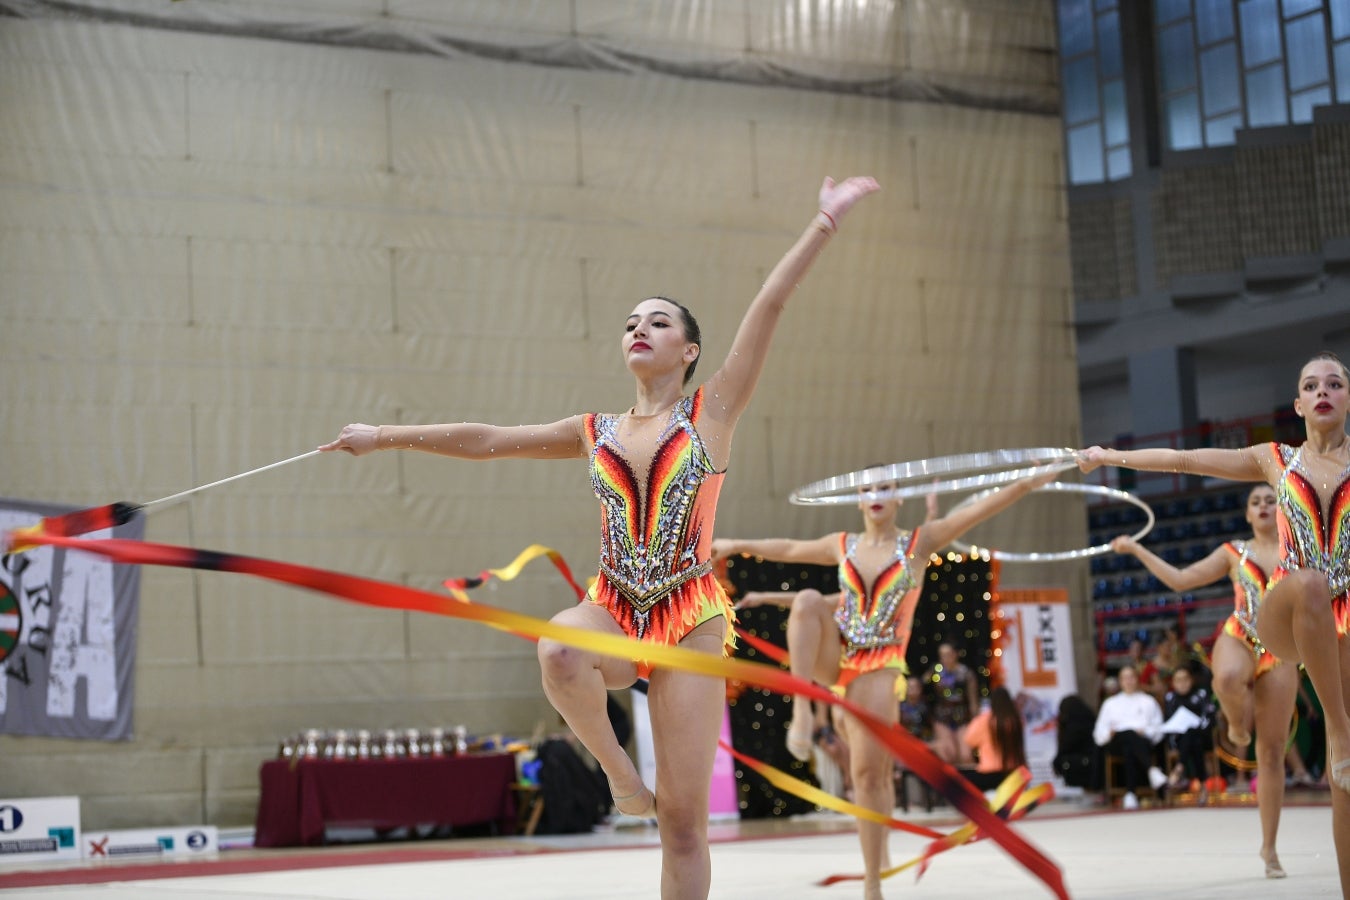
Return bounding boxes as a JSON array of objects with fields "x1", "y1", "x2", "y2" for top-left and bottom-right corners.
[{"x1": 254, "y1": 753, "x2": 518, "y2": 847}]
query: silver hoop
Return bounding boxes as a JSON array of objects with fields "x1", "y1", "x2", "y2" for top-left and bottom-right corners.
[
  {"x1": 787, "y1": 448, "x2": 1081, "y2": 506},
  {"x1": 946, "y1": 481, "x2": 1154, "y2": 563}
]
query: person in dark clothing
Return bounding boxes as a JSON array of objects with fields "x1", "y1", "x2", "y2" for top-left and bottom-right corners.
[
  {"x1": 1053, "y1": 694, "x2": 1100, "y2": 791},
  {"x1": 1162, "y1": 663, "x2": 1216, "y2": 797}
]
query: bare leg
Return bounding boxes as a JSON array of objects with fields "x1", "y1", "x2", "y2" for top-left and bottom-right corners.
[
  {"x1": 537, "y1": 604, "x2": 647, "y2": 812},
  {"x1": 844, "y1": 669, "x2": 902, "y2": 900},
  {"x1": 1252, "y1": 662, "x2": 1299, "y2": 878},
  {"x1": 1333, "y1": 637, "x2": 1350, "y2": 896},
  {"x1": 929, "y1": 722, "x2": 958, "y2": 764},
  {"x1": 648, "y1": 618, "x2": 728, "y2": 900},
  {"x1": 1256, "y1": 570, "x2": 1350, "y2": 794},
  {"x1": 1211, "y1": 631, "x2": 1256, "y2": 748},
  {"x1": 952, "y1": 724, "x2": 975, "y2": 767},
  {"x1": 784, "y1": 589, "x2": 843, "y2": 761}
]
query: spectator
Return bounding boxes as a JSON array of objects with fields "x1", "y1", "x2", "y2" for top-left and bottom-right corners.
[
  {"x1": 926, "y1": 642, "x2": 980, "y2": 766},
  {"x1": 898, "y1": 675, "x2": 935, "y2": 745},
  {"x1": 1162, "y1": 664, "x2": 1216, "y2": 801},
  {"x1": 962, "y1": 687, "x2": 1028, "y2": 792},
  {"x1": 1093, "y1": 664, "x2": 1168, "y2": 809},
  {"x1": 1053, "y1": 694, "x2": 1101, "y2": 793}
]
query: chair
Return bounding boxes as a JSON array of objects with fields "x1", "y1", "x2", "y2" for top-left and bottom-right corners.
[
  {"x1": 512, "y1": 784, "x2": 545, "y2": 836},
  {"x1": 1102, "y1": 752, "x2": 1167, "y2": 808}
]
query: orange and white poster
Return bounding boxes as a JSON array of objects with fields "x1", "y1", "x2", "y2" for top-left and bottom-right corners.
[{"x1": 996, "y1": 588, "x2": 1076, "y2": 787}]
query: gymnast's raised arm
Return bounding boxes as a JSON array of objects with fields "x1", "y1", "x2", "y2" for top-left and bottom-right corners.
[{"x1": 700, "y1": 176, "x2": 879, "y2": 429}]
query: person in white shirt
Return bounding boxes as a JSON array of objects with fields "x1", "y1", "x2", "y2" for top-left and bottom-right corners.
[{"x1": 1093, "y1": 665, "x2": 1168, "y2": 809}]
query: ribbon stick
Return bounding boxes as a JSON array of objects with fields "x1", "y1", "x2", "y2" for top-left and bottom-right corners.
[
  {"x1": 4, "y1": 450, "x2": 322, "y2": 556},
  {"x1": 7, "y1": 531, "x2": 1067, "y2": 899}
]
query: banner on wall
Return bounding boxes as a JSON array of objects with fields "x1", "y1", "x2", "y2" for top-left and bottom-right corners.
[
  {"x1": 0, "y1": 499, "x2": 143, "y2": 740},
  {"x1": 995, "y1": 587, "x2": 1076, "y2": 787}
]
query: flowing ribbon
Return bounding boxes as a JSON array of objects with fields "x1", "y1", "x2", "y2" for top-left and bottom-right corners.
[
  {"x1": 5, "y1": 502, "x2": 141, "y2": 555},
  {"x1": 445, "y1": 543, "x2": 588, "y2": 602},
  {"x1": 818, "y1": 768, "x2": 1053, "y2": 886},
  {"x1": 721, "y1": 741, "x2": 943, "y2": 839},
  {"x1": 8, "y1": 531, "x2": 1067, "y2": 899}
]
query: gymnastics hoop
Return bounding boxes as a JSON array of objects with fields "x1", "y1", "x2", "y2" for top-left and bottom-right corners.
[
  {"x1": 787, "y1": 448, "x2": 1081, "y2": 506},
  {"x1": 945, "y1": 481, "x2": 1154, "y2": 563}
]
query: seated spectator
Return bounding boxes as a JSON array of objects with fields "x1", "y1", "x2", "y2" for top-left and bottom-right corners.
[
  {"x1": 962, "y1": 687, "x2": 1027, "y2": 792},
  {"x1": 1053, "y1": 693, "x2": 1101, "y2": 791},
  {"x1": 898, "y1": 675, "x2": 935, "y2": 746},
  {"x1": 1162, "y1": 663, "x2": 1216, "y2": 799},
  {"x1": 926, "y1": 642, "x2": 979, "y2": 766},
  {"x1": 1093, "y1": 664, "x2": 1168, "y2": 809}
]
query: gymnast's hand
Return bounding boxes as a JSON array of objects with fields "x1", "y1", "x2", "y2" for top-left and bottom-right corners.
[
  {"x1": 710, "y1": 539, "x2": 738, "y2": 563},
  {"x1": 818, "y1": 176, "x2": 881, "y2": 225},
  {"x1": 1110, "y1": 535, "x2": 1139, "y2": 555},
  {"x1": 319, "y1": 424, "x2": 381, "y2": 456},
  {"x1": 734, "y1": 591, "x2": 774, "y2": 611},
  {"x1": 1076, "y1": 446, "x2": 1107, "y2": 473}
]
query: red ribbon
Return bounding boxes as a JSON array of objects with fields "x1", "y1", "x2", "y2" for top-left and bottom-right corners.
[{"x1": 8, "y1": 530, "x2": 1067, "y2": 899}]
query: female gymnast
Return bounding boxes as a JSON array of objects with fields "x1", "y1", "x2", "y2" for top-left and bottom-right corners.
[
  {"x1": 1079, "y1": 351, "x2": 1350, "y2": 891},
  {"x1": 322, "y1": 175, "x2": 879, "y2": 900},
  {"x1": 1110, "y1": 483, "x2": 1298, "y2": 877},
  {"x1": 711, "y1": 468, "x2": 1055, "y2": 900}
]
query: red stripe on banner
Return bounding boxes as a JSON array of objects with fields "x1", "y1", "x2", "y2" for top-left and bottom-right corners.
[{"x1": 8, "y1": 531, "x2": 1067, "y2": 899}]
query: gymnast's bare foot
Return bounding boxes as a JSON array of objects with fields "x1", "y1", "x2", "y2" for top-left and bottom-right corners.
[
  {"x1": 610, "y1": 780, "x2": 657, "y2": 819},
  {"x1": 786, "y1": 716, "x2": 814, "y2": 762}
]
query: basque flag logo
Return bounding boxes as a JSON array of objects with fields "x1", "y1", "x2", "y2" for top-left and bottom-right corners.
[{"x1": 0, "y1": 582, "x2": 20, "y2": 666}]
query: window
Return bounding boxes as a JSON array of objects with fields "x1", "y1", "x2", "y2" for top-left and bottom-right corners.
[
  {"x1": 1158, "y1": 0, "x2": 1342, "y2": 150},
  {"x1": 1058, "y1": 0, "x2": 1133, "y2": 183}
]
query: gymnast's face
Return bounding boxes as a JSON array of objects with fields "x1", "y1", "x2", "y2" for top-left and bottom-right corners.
[
  {"x1": 1294, "y1": 358, "x2": 1348, "y2": 428},
  {"x1": 857, "y1": 480, "x2": 901, "y2": 523},
  {"x1": 623, "y1": 298, "x2": 699, "y2": 382},
  {"x1": 1246, "y1": 485, "x2": 1276, "y2": 535}
]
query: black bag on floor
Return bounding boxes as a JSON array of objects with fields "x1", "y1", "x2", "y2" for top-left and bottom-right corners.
[{"x1": 534, "y1": 738, "x2": 611, "y2": 835}]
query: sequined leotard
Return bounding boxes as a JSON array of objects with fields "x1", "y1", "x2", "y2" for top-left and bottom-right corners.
[
  {"x1": 1218, "y1": 540, "x2": 1280, "y2": 678},
  {"x1": 833, "y1": 530, "x2": 923, "y2": 687},
  {"x1": 1268, "y1": 443, "x2": 1350, "y2": 635},
  {"x1": 584, "y1": 386, "x2": 735, "y2": 671}
]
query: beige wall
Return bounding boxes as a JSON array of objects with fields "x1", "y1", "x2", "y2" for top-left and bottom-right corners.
[{"x1": 0, "y1": 9, "x2": 1081, "y2": 829}]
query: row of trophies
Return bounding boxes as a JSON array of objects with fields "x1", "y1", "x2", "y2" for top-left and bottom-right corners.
[{"x1": 279, "y1": 726, "x2": 470, "y2": 761}]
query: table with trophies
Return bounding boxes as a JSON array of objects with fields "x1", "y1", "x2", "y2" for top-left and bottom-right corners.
[{"x1": 254, "y1": 726, "x2": 520, "y2": 847}]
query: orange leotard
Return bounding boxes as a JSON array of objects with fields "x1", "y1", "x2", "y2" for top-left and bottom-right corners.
[
  {"x1": 834, "y1": 530, "x2": 923, "y2": 688},
  {"x1": 1268, "y1": 443, "x2": 1350, "y2": 636},
  {"x1": 584, "y1": 386, "x2": 734, "y2": 674},
  {"x1": 1217, "y1": 540, "x2": 1280, "y2": 678}
]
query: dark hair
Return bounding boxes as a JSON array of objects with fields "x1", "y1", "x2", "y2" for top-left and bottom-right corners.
[
  {"x1": 1301, "y1": 351, "x2": 1349, "y2": 382},
  {"x1": 1058, "y1": 694, "x2": 1095, "y2": 722},
  {"x1": 988, "y1": 687, "x2": 1027, "y2": 770},
  {"x1": 649, "y1": 295, "x2": 702, "y2": 386}
]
